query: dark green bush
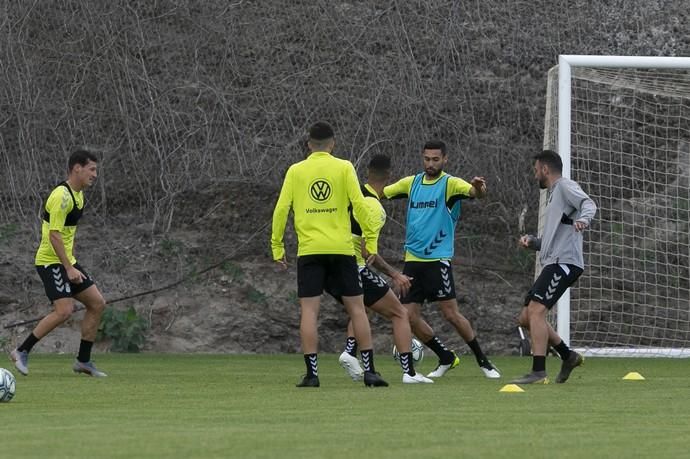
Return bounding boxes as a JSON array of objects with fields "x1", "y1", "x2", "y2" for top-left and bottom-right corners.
[{"x1": 98, "y1": 306, "x2": 148, "y2": 353}]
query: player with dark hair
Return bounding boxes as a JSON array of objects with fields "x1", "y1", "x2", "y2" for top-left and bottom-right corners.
[
  {"x1": 512, "y1": 149, "x2": 597, "y2": 384},
  {"x1": 272, "y1": 122, "x2": 388, "y2": 388},
  {"x1": 334, "y1": 154, "x2": 433, "y2": 384},
  {"x1": 10, "y1": 149, "x2": 108, "y2": 377},
  {"x1": 384, "y1": 140, "x2": 501, "y2": 379}
]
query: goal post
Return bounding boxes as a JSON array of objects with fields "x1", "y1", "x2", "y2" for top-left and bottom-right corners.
[{"x1": 543, "y1": 55, "x2": 690, "y2": 357}]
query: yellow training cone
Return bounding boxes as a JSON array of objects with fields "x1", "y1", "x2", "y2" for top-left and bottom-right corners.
[
  {"x1": 622, "y1": 372, "x2": 645, "y2": 380},
  {"x1": 500, "y1": 384, "x2": 525, "y2": 393}
]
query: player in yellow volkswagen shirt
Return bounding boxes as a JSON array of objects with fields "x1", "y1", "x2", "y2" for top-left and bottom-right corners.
[
  {"x1": 328, "y1": 154, "x2": 433, "y2": 384},
  {"x1": 271, "y1": 122, "x2": 388, "y2": 388},
  {"x1": 10, "y1": 150, "x2": 108, "y2": 377},
  {"x1": 384, "y1": 140, "x2": 501, "y2": 379}
]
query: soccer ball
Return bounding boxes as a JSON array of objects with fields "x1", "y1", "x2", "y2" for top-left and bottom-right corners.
[
  {"x1": 0, "y1": 367, "x2": 16, "y2": 403},
  {"x1": 392, "y1": 338, "x2": 424, "y2": 364}
]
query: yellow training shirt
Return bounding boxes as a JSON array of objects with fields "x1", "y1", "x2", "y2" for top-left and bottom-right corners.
[
  {"x1": 35, "y1": 184, "x2": 84, "y2": 266},
  {"x1": 383, "y1": 172, "x2": 472, "y2": 262},
  {"x1": 271, "y1": 151, "x2": 377, "y2": 259},
  {"x1": 351, "y1": 184, "x2": 386, "y2": 267}
]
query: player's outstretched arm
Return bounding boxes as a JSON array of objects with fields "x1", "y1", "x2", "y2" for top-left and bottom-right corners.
[
  {"x1": 382, "y1": 176, "x2": 414, "y2": 200},
  {"x1": 468, "y1": 176, "x2": 488, "y2": 198}
]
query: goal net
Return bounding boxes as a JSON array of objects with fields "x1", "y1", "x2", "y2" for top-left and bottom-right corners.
[{"x1": 542, "y1": 56, "x2": 690, "y2": 357}]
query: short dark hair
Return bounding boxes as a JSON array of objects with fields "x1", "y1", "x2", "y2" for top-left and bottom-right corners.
[
  {"x1": 308, "y1": 122, "x2": 335, "y2": 141},
  {"x1": 533, "y1": 149, "x2": 562, "y2": 173},
  {"x1": 368, "y1": 154, "x2": 391, "y2": 180},
  {"x1": 68, "y1": 149, "x2": 98, "y2": 170},
  {"x1": 422, "y1": 140, "x2": 447, "y2": 155}
]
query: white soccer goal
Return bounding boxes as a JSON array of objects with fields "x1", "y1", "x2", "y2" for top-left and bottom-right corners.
[{"x1": 542, "y1": 55, "x2": 690, "y2": 357}]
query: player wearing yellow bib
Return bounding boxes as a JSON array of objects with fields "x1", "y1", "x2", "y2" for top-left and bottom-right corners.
[
  {"x1": 328, "y1": 155, "x2": 432, "y2": 384},
  {"x1": 384, "y1": 140, "x2": 501, "y2": 379},
  {"x1": 272, "y1": 122, "x2": 388, "y2": 388},
  {"x1": 10, "y1": 150, "x2": 107, "y2": 378}
]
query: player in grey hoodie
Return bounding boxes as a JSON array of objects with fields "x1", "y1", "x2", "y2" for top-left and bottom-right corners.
[{"x1": 512, "y1": 150, "x2": 597, "y2": 384}]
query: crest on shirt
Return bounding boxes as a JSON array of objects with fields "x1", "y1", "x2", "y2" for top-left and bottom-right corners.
[
  {"x1": 61, "y1": 190, "x2": 70, "y2": 210},
  {"x1": 309, "y1": 179, "x2": 332, "y2": 203}
]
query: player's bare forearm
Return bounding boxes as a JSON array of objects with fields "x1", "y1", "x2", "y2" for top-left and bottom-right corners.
[
  {"x1": 370, "y1": 254, "x2": 398, "y2": 278},
  {"x1": 49, "y1": 231, "x2": 73, "y2": 268},
  {"x1": 50, "y1": 231, "x2": 85, "y2": 283}
]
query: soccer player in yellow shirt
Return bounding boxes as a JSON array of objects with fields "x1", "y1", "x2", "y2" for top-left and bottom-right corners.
[
  {"x1": 329, "y1": 154, "x2": 433, "y2": 384},
  {"x1": 384, "y1": 140, "x2": 501, "y2": 379},
  {"x1": 10, "y1": 150, "x2": 108, "y2": 377},
  {"x1": 271, "y1": 122, "x2": 388, "y2": 388}
]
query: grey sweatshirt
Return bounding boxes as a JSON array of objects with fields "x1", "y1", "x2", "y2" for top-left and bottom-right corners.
[{"x1": 529, "y1": 176, "x2": 597, "y2": 268}]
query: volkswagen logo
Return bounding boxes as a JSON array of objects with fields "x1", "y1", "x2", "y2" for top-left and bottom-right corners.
[{"x1": 309, "y1": 179, "x2": 332, "y2": 202}]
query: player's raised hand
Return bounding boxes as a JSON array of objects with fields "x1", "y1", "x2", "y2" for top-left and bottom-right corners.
[{"x1": 470, "y1": 176, "x2": 487, "y2": 197}]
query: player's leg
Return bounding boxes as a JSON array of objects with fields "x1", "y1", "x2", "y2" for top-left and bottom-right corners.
[
  {"x1": 519, "y1": 306, "x2": 576, "y2": 361},
  {"x1": 368, "y1": 289, "x2": 432, "y2": 383},
  {"x1": 10, "y1": 264, "x2": 76, "y2": 375},
  {"x1": 344, "y1": 320, "x2": 357, "y2": 357},
  {"x1": 510, "y1": 299, "x2": 550, "y2": 384},
  {"x1": 72, "y1": 281, "x2": 108, "y2": 377},
  {"x1": 437, "y1": 298, "x2": 500, "y2": 378},
  {"x1": 338, "y1": 319, "x2": 364, "y2": 381},
  {"x1": 403, "y1": 301, "x2": 457, "y2": 378},
  {"x1": 402, "y1": 261, "x2": 459, "y2": 377},
  {"x1": 512, "y1": 264, "x2": 584, "y2": 384},
  {"x1": 297, "y1": 296, "x2": 321, "y2": 386},
  {"x1": 360, "y1": 266, "x2": 412, "y2": 360},
  {"x1": 426, "y1": 261, "x2": 500, "y2": 378},
  {"x1": 32, "y1": 298, "x2": 75, "y2": 338},
  {"x1": 335, "y1": 256, "x2": 387, "y2": 387},
  {"x1": 437, "y1": 298, "x2": 473, "y2": 341},
  {"x1": 327, "y1": 275, "x2": 364, "y2": 382},
  {"x1": 295, "y1": 255, "x2": 326, "y2": 387},
  {"x1": 11, "y1": 298, "x2": 74, "y2": 376},
  {"x1": 342, "y1": 295, "x2": 386, "y2": 387}
]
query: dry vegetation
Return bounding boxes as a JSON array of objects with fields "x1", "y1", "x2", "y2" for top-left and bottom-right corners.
[{"x1": 1, "y1": 1, "x2": 688, "y2": 353}]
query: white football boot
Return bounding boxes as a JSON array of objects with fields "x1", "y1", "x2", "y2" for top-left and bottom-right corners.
[
  {"x1": 479, "y1": 361, "x2": 501, "y2": 379},
  {"x1": 338, "y1": 351, "x2": 364, "y2": 381},
  {"x1": 402, "y1": 373, "x2": 434, "y2": 384}
]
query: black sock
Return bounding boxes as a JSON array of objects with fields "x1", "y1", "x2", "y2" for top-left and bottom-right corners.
[
  {"x1": 360, "y1": 349, "x2": 375, "y2": 372},
  {"x1": 344, "y1": 336, "x2": 357, "y2": 357},
  {"x1": 77, "y1": 340, "x2": 94, "y2": 363},
  {"x1": 17, "y1": 333, "x2": 40, "y2": 353},
  {"x1": 424, "y1": 336, "x2": 455, "y2": 364},
  {"x1": 532, "y1": 355, "x2": 546, "y2": 372},
  {"x1": 399, "y1": 352, "x2": 416, "y2": 376},
  {"x1": 304, "y1": 353, "x2": 318, "y2": 377},
  {"x1": 467, "y1": 338, "x2": 489, "y2": 366},
  {"x1": 553, "y1": 340, "x2": 571, "y2": 360}
]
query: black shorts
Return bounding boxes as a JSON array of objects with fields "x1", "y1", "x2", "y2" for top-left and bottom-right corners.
[
  {"x1": 297, "y1": 254, "x2": 362, "y2": 298},
  {"x1": 524, "y1": 263, "x2": 583, "y2": 309},
  {"x1": 327, "y1": 266, "x2": 390, "y2": 307},
  {"x1": 400, "y1": 260, "x2": 456, "y2": 304},
  {"x1": 36, "y1": 263, "x2": 95, "y2": 302}
]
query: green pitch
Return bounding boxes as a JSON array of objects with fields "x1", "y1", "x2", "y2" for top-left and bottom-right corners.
[{"x1": 2, "y1": 354, "x2": 687, "y2": 458}]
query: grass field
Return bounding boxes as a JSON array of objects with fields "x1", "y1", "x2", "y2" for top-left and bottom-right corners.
[{"x1": 1, "y1": 353, "x2": 688, "y2": 458}]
